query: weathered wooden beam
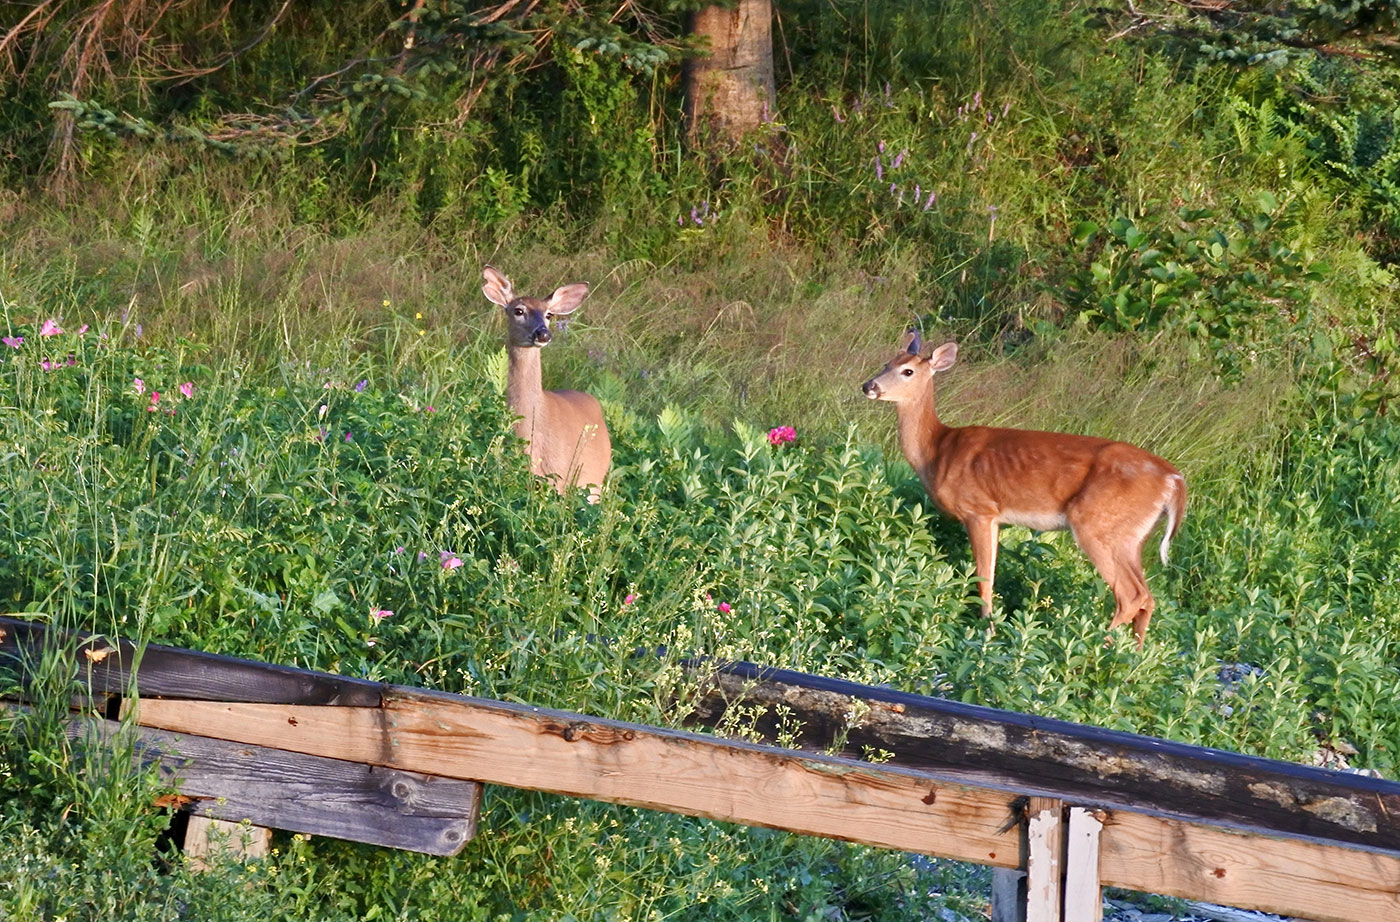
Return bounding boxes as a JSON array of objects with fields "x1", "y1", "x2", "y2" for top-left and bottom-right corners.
[
  {"x1": 60, "y1": 713, "x2": 479, "y2": 855},
  {"x1": 1097, "y1": 809, "x2": 1400, "y2": 922},
  {"x1": 0, "y1": 617, "x2": 382, "y2": 706},
  {"x1": 128, "y1": 694, "x2": 1400, "y2": 922},
  {"x1": 684, "y1": 660, "x2": 1400, "y2": 855},
  {"x1": 131, "y1": 693, "x2": 1029, "y2": 868}
]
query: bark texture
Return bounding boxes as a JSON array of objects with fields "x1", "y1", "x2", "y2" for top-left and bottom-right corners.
[{"x1": 683, "y1": 0, "x2": 775, "y2": 149}]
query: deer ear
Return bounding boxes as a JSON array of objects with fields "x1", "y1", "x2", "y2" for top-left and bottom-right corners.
[
  {"x1": 927, "y1": 341, "x2": 958, "y2": 372},
  {"x1": 546, "y1": 283, "x2": 590, "y2": 315},
  {"x1": 902, "y1": 328, "x2": 923, "y2": 355},
  {"x1": 482, "y1": 266, "x2": 514, "y2": 306}
]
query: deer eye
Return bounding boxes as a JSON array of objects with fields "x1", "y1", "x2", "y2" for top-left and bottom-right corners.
[
  {"x1": 544, "y1": 313, "x2": 554, "y2": 321},
  {"x1": 513, "y1": 308, "x2": 525, "y2": 316},
  {"x1": 901, "y1": 368, "x2": 914, "y2": 376}
]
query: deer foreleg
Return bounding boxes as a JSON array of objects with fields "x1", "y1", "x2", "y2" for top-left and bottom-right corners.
[{"x1": 964, "y1": 517, "x2": 999, "y2": 615}]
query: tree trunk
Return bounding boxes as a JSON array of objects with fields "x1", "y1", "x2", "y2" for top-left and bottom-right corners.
[{"x1": 683, "y1": 0, "x2": 775, "y2": 150}]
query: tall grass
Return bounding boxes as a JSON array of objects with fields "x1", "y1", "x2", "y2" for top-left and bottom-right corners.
[{"x1": 3, "y1": 0, "x2": 1400, "y2": 918}]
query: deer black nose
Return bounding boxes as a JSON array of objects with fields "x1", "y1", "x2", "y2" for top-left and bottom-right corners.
[
  {"x1": 862, "y1": 380, "x2": 880, "y2": 398},
  {"x1": 533, "y1": 327, "x2": 552, "y2": 346}
]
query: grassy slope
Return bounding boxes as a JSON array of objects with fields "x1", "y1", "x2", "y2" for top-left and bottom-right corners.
[{"x1": 3, "y1": 1, "x2": 1400, "y2": 920}]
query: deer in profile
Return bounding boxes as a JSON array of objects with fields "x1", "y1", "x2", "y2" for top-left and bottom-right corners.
[
  {"x1": 862, "y1": 332, "x2": 1186, "y2": 648},
  {"x1": 482, "y1": 266, "x2": 612, "y2": 502}
]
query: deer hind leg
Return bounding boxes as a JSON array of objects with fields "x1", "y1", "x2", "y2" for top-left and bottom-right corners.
[
  {"x1": 963, "y1": 516, "x2": 1000, "y2": 616},
  {"x1": 1071, "y1": 521, "x2": 1154, "y2": 648}
]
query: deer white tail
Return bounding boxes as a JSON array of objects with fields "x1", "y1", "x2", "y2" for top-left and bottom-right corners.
[{"x1": 1158, "y1": 473, "x2": 1187, "y2": 565}]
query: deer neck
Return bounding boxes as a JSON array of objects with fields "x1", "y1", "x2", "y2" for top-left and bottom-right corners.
[
  {"x1": 506, "y1": 346, "x2": 544, "y2": 440},
  {"x1": 895, "y1": 385, "x2": 948, "y2": 472}
]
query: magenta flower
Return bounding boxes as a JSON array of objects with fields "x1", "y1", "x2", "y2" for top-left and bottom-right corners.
[
  {"x1": 344, "y1": 431, "x2": 353, "y2": 442},
  {"x1": 623, "y1": 593, "x2": 638, "y2": 605},
  {"x1": 767, "y1": 425, "x2": 797, "y2": 447},
  {"x1": 77, "y1": 324, "x2": 88, "y2": 335},
  {"x1": 146, "y1": 391, "x2": 161, "y2": 412},
  {"x1": 179, "y1": 381, "x2": 194, "y2": 399},
  {"x1": 370, "y1": 606, "x2": 394, "y2": 622},
  {"x1": 133, "y1": 377, "x2": 146, "y2": 396},
  {"x1": 440, "y1": 551, "x2": 463, "y2": 570},
  {"x1": 2, "y1": 336, "x2": 21, "y2": 348},
  {"x1": 717, "y1": 601, "x2": 732, "y2": 614},
  {"x1": 424, "y1": 406, "x2": 435, "y2": 414},
  {"x1": 40, "y1": 359, "x2": 53, "y2": 371},
  {"x1": 39, "y1": 319, "x2": 62, "y2": 337}
]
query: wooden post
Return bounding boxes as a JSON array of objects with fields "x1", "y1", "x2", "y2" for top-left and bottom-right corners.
[
  {"x1": 183, "y1": 815, "x2": 271, "y2": 871},
  {"x1": 991, "y1": 797, "x2": 1065, "y2": 922},
  {"x1": 1063, "y1": 808, "x2": 1105, "y2": 922},
  {"x1": 1026, "y1": 798, "x2": 1065, "y2": 922},
  {"x1": 990, "y1": 868, "x2": 1028, "y2": 922}
]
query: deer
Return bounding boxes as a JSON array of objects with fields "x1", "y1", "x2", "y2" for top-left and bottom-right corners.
[
  {"x1": 861, "y1": 332, "x2": 1186, "y2": 649},
  {"x1": 481, "y1": 266, "x2": 612, "y2": 503}
]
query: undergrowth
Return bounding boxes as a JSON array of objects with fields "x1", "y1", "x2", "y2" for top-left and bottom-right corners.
[{"x1": 3, "y1": 0, "x2": 1400, "y2": 919}]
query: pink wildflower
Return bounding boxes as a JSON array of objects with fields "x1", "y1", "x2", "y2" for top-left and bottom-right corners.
[
  {"x1": 179, "y1": 382, "x2": 194, "y2": 398},
  {"x1": 40, "y1": 359, "x2": 53, "y2": 371},
  {"x1": 147, "y1": 391, "x2": 161, "y2": 412},
  {"x1": 77, "y1": 324, "x2": 89, "y2": 335},
  {"x1": 623, "y1": 593, "x2": 638, "y2": 605},
  {"x1": 440, "y1": 552, "x2": 463, "y2": 570},
  {"x1": 767, "y1": 425, "x2": 797, "y2": 447},
  {"x1": 370, "y1": 606, "x2": 394, "y2": 622},
  {"x1": 717, "y1": 601, "x2": 732, "y2": 614},
  {"x1": 40, "y1": 319, "x2": 62, "y2": 337},
  {"x1": 2, "y1": 336, "x2": 21, "y2": 348},
  {"x1": 133, "y1": 377, "x2": 146, "y2": 396}
]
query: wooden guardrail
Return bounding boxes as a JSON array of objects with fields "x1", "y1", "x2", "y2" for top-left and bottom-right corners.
[{"x1": 3, "y1": 615, "x2": 1399, "y2": 922}]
